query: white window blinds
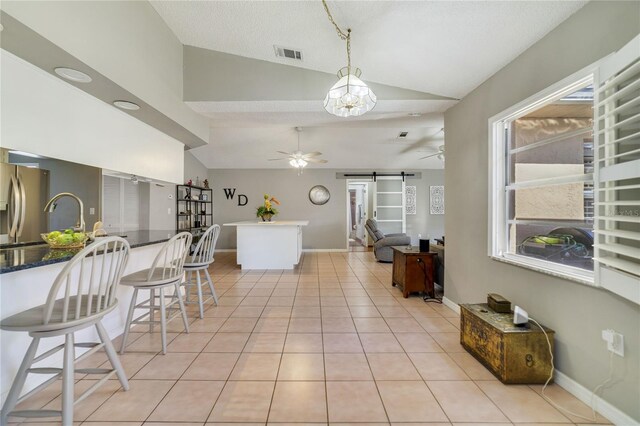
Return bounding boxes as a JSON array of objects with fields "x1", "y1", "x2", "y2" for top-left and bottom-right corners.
[{"x1": 594, "y1": 34, "x2": 640, "y2": 304}]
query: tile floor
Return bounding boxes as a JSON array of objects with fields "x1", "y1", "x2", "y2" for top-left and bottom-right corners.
[{"x1": 10, "y1": 251, "x2": 611, "y2": 425}]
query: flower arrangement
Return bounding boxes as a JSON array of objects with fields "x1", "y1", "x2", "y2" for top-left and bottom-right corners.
[{"x1": 256, "y1": 194, "x2": 280, "y2": 221}]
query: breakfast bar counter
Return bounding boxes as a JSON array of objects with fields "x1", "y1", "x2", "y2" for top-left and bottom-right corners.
[
  {"x1": 0, "y1": 230, "x2": 177, "y2": 403},
  {"x1": 224, "y1": 220, "x2": 309, "y2": 269},
  {"x1": 0, "y1": 230, "x2": 178, "y2": 274}
]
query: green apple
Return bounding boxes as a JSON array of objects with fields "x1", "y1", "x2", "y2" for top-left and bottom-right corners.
[
  {"x1": 72, "y1": 232, "x2": 86, "y2": 243},
  {"x1": 56, "y1": 234, "x2": 74, "y2": 245},
  {"x1": 64, "y1": 229, "x2": 74, "y2": 235},
  {"x1": 47, "y1": 230, "x2": 62, "y2": 240}
]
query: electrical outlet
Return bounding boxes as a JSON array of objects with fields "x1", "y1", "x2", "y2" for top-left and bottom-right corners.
[
  {"x1": 167, "y1": 207, "x2": 171, "y2": 215},
  {"x1": 602, "y1": 329, "x2": 624, "y2": 357},
  {"x1": 89, "y1": 207, "x2": 95, "y2": 215}
]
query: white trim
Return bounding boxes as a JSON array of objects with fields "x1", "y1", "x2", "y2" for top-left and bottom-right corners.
[
  {"x1": 441, "y1": 296, "x2": 635, "y2": 425},
  {"x1": 302, "y1": 249, "x2": 349, "y2": 253},
  {"x1": 491, "y1": 254, "x2": 594, "y2": 286},
  {"x1": 554, "y1": 369, "x2": 638, "y2": 426},
  {"x1": 442, "y1": 296, "x2": 460, "y2": 314},
  {"x1": 216, "y1": 248, "x2": 350, "y2": 253}
]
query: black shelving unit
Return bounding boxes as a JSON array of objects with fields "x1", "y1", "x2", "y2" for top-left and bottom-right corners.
[{"x1": 176, "y1": 184, "x2": 213, "y2": 242}]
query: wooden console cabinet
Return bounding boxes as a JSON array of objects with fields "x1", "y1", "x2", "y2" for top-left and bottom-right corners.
[
  {"x1": 391, "y1": 247, "x2": 436, "y2": 298},
  {"x1": 460, "y1": 303, "x2": 555, "y2": 384}
]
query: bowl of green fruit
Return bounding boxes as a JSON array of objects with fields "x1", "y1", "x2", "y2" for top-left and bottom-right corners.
[{"x1": 41, "y1": 229, "x2": 88, "y2": 249}]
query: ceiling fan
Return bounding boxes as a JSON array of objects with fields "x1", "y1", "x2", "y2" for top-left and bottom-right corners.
[
  {"x1": 269, "y1": 127, "x2": 328, "y2": 172},
  {"x1": 419, "y1": 145, "x2": 445, "y2": 161}
]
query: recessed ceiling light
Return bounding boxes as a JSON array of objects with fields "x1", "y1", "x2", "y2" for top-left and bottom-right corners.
[
  {"x1": 113, "y1": 100, "x2": 140, "y2": 111},
  {"x1": 54, "y1": 67, "x2": 92, "y2": 83},
  {"x1": 408, "y1": 112, "x2": 422, "y2": 117}
]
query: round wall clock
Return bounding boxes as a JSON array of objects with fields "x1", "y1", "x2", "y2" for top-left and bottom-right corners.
[{"x1": 309, "y1": 185, "x2": 330, "y2": 205}]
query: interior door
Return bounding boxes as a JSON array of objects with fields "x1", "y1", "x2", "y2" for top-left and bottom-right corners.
[{"x1": 373, "y1": 177, "x2": 406, "y2": 235}]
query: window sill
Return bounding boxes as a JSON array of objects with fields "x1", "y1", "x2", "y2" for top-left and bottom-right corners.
[{"x1": 490, "y1": 254, "x2": 595, "y2": 287}]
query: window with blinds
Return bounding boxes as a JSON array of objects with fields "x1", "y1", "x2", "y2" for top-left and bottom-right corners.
[{"x1": 594, "y1": 34, "x2": 640, "y2": 304}]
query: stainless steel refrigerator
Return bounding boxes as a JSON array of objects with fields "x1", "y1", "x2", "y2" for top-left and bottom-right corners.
[{"x1": 0, "y1": 163, "x2": 49, "y2": 244}]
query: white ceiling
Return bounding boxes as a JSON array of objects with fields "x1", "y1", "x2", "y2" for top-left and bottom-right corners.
[
  {"x1": 190, "y1": 126, "x2": 446, "y2": 169},
  {"x1": 151, "y1": 0, "x2": 586, "y2": 170}
]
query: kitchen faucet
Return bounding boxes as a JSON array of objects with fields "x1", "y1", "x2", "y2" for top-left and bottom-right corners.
[{"x1": 44, "y1": 192, "x2": 85, "y2": 233}]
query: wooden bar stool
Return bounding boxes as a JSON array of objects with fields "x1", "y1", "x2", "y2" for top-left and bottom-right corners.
[
  {"x1": 119, "y1": 232, "x2": 192, "y2": 355},
  {"x1": 183, "y1": 224, "x2": 221, "y2": 318},
  {"x1": 0, "y1": 237, "x2": 131, "y2": 426}
]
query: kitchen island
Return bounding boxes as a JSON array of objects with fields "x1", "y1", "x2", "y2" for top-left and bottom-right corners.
[
  {"x1": 0, "y1": 230, "x2": 178, "y2": 404},
  {"x1": 224, "y1": 220, "x2": 309, "y2": 269}
]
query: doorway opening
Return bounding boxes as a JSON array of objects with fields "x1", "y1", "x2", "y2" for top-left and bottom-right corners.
[{"x1": 347, "y1": 181, "x2": 370, "y2": 251}]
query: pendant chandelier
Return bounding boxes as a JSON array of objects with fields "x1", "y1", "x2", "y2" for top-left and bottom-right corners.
[{"x1": 322, "y1": 1, "x2": 377, "y2": 117}]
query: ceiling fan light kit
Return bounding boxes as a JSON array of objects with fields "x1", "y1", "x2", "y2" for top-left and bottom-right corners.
[
  {"x1": 322, "y1": 1, "x2": 376, "y2": 118},
  {"x1": 268, "y1": 127, "x2": 328, "y2": 174}
]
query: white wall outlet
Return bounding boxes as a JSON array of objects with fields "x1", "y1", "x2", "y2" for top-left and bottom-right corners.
[
  {"x1": 602, "y1": 329, "x2": 624, "y2": 357},
  {"x1": 167, "y1": 207, "x2": 171, "y2": 215},
  {"x1": 89, "y1": 207, "x2": 95, "y2": 215}
]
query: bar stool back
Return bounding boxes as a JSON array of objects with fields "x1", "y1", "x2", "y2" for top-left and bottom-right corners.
[
  {"x1": 119, "y1": 232, "x2": 192, "y2": 354},
  {"x1": 183, "y1": 224, "x2": 221, "y2": 318},
  {"x1": 0, "y1": 236, "x2": 130, "y2": 425}
]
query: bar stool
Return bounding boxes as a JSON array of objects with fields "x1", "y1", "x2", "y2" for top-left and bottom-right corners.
[
  {"x1": 183, "y1": 224, "x2": 221, "y2": 318},
  {"x1": 0, "y1": 237, "x2": 130, "y2": 426},
  {"x1": 119, "y1": 232, "x2": 192, "y2": 355}
]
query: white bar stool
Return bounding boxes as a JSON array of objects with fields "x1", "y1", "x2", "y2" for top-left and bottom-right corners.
[
  {"x1": 119, "y1": 232, "x2": 192, "y2": 355},
  {"x1": 0, "y1": 237, "x2": 131, "y2": 426},
  {"x1": 183, "y1": 224, "x2": 221, "y2": 318}
]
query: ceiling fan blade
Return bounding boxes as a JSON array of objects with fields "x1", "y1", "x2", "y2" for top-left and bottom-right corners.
[
  {"x1": 276, "y1": 151, "x2": 293, "y2": 156},
  {"x1": 419, "y1": 153, "x2": 440, "y2": 160},
  {"x1": 267, "y1": 158, "x2": 289, "y2": 161},
  {"x1": 306, "y1": 158, "x2": 328, "y2": 163},
  {"x1": 398, "y1": 136, "x2": 444, "y2": 154},
  {"x1": 302, "y1": 151, "x2": 322, "y2": 158}
]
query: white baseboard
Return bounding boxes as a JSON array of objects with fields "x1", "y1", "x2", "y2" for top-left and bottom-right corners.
[
  {"x1": 554, "y1": 369, "x2": 637, "y2": 425},
  {"x1": 216, "y1": 249, "x2": 349, "y2": 253},
  {"x1": 302, "y1": 249, "x2": 349, "y2": 253},
  {"x1": 442, "y1": 296, "x2": 460, "y2": 313},
  {"x1": 441, "y1": 296, "x2": 634, "y2": 425}
]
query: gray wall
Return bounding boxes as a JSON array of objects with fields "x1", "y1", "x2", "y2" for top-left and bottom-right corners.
[
  {"x1": 406, "y1": 170, "x2": 445, "y2": 244},
  {"x1": 9, "y1": 153, "x2": 101, "y2": 231},
  {"x1": 443, "y1": 1, "x2": 640, "y2": 421},
  {"x1": 184, "y1": 150, "x2": 209, "y2": 185},
  {"x1": 209, "y1": 168, "x2": 444, "y2": 250},
  {"x1": 149, "y1": 183, "x2": 175, "y2": 230}
]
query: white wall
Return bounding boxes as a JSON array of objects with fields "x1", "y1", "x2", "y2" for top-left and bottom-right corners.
[
  {"x1": 1, "y1": 0, "x2": 208, "y2": 141},
  {"x1": 1, "y1": 50, "x2": 184, "y2": 183},
  {"x1": 444, "y1": 1, "x2": 640, "y2": 421}
]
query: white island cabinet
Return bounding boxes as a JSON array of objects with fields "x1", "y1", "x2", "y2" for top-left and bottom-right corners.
[{"x1": 224, "y1": 220, "x2": 309, "y2": 269}]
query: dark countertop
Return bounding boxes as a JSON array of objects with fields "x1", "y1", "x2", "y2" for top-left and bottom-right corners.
[{"x1": 0, "y1": 230, "x2": 178, "y2": 274}]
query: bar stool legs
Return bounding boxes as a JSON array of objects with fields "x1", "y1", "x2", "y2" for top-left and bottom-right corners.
[
  {"x1": 62, "y1": 333, "x2": 75, "y2": 426},
  {"x1": 204, "y1": 269, "x2": 219, "y2": 304},
  {"x1": 119, "y1": 283, "x2": 190, "y2": 355},
  {"x1": 1, "y1": 321, "x2": 129, "y2": 426},
  {"x1": 0, "y1": 337, "x2": 40, "y2": 425},
  {"x1": 183, "y1": 268, "x2": 219, "y2": 319}
]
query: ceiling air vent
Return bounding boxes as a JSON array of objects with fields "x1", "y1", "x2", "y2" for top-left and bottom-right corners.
[
  {"x1": 274, "y1": 45, "x2": 303, "y2": 61},
  {"x1": 398, "y1": 131, "x2": 409, "y2": 139}
]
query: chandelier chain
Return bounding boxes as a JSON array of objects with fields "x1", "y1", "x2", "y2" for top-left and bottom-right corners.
[{"x1": 322, "y1": 0, "x2": 351, "y2": 71}]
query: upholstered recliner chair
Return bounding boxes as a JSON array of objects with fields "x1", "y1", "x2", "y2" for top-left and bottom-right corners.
[{"x1": 365, "y1": 219, "x2": 411, "y2": 263}]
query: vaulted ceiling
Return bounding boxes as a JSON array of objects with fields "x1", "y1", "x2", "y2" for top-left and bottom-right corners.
[{"x1": 150, "y1": 0, "x2": 587, "y2": 169}]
